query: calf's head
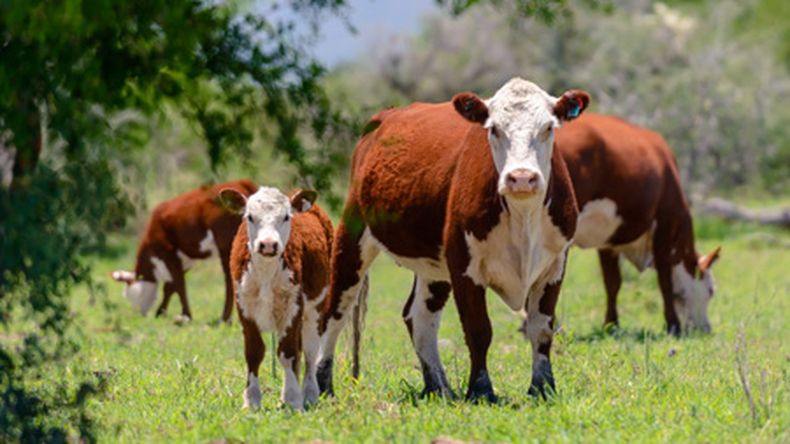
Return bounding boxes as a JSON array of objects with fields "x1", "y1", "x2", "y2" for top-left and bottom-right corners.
[
  {"x1": 220, "y1": 186, "x2": 317, "y2": 260},
  {"x1": 672, "y1": 246, "x2": 721, "y2": 333},
  {"x1": 453, "y1": 77, "x2": 590, "y2": 201},
  {"x1": 109, "y1": 270, "x2": 158, "y2": 316}
]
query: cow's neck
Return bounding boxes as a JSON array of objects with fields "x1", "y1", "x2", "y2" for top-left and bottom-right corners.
[
  {"x1": 247, "y1": 255, "x2": 291, "y2": 290},
  {"x1": 133, "y1": 241, "x2": 158, "y2": 282}
]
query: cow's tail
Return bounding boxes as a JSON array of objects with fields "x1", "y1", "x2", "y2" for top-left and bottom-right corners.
[{"x1": 351, "y1": 273, "x2": 369, "y2": 379}]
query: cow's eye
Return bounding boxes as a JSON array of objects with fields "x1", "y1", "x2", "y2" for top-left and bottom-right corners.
[
  {"x1": 247, "y1": 214, "x2": 253, "y2": 223},
  {"x1": 490, "y1": 125, "x2": 501, "y2": 139},
  {"x1": 540, "y1": 124, "x2": 553, "y2": 141},
  {"x1": 284, "y1": 214, "x2": 290, "y2": 222}
]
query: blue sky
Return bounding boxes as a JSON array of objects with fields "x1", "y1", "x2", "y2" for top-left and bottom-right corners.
[{"x1": 306, "y1": 0, "x2": 437, "y2": 66}]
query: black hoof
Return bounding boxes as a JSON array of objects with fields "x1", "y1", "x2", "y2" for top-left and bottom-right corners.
[
  {"x1": 316, "y1": 358, "x2": 334, "y2": 396},
  {"x1": 667, "y1": 323, "x2": 682, "y2": 337},
  {"x1": 528, "y1": 359, "x2": 556, "y2": 400},
  {"x1": 466, "y1": 370, "x2": 498, "y2": 404},
  {"x1": 419, "y1": 360, "x2": 454, "y2": 399}
]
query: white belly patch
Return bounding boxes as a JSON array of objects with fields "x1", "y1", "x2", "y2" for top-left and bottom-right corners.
[
  {"x1": 611, "y1": 222, "x2": 655, "y2": 271},
  {"x1": 574, "y1": 198, "x2": 622, "y2": 249}
]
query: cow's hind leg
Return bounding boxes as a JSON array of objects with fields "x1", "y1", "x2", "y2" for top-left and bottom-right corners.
[
  {"x1": 402, "y1": 275, "x2": 453, "y2": 398},
  {"x1": 155, "y1": 282, "x2": 175, "y2": 317},
  {"x1": 278, "y1": 310, "x2": 304, "y2": 411},
  {"x1": 302, "y1": 294, "x2": 324, "y2": 405},
  {"x1": 598, "y1": 249, "x2": 622, "y2": 327},
  {"x1": 241, "y1": 317, "x2": 264, "y2": 409},
  {"x1": 220, "y1": 251, "x2": 234, "y2": 323},
  {"x1": 318, "y1": 223, "x2": 379, "y2": 396}
]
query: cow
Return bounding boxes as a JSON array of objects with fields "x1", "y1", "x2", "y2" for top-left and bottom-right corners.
[
  {"x1": 220, "y1": 186, "x2": 332, "y2": 410},
  {"x1": 554, "y1": 113, "x2": 720, "y2": 334},
  {"x1": 316, "y1": 78, "x2": 591, "y2": 402},
  {"x1": 111, "y1": 179, "x2": 258, "y2": 322}
]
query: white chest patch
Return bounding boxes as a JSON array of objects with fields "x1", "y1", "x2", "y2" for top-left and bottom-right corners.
[
  {"x1": 237, "y1": 259, "x2": 300, "y2": 333},
  {"x1": 574, "y1": 198, "x2": 622, "y2": 249},
  {"x1": 611, "y1": 221, "x2": 656, "y2": 271},
  {"x1": 150, "y1": 256, "x2": 172, "y2": 283},
  {"x1": 463, "y1": 203, "x2": 570, "y2": 311}
]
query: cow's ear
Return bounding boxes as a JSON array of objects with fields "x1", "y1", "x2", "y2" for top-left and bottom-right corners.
[
  {"x1": 291, "y1": 189, "x2": 318, "y2": 213},
  {"x1": 554, "y1": 89, "x2": 591, "y2": 122},
  {"x1": 452, "y1": 92, "x2": 489, "y2": 125},
  {"x1": 219, "y1": 188, "x2": 247, "y2": 214},
  {"x1": 110, "y1": 270, "x2": 135, "y2": 285},
  {"x1": 698, "y1": 246, "x2": 721, "y2": 273}
]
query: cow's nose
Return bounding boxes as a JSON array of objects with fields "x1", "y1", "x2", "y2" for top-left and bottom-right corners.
[
  {"x1": 505, "y1": 169, "x2": 540, "y2": 194},
  {"x1": 257, "y1": 240, "x2": 278, "y2": 257}
]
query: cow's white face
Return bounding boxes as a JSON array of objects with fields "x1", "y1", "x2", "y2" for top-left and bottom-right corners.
[
  {"x1": 110, "y1": 270, "x2": 157, "y2": 316},
  {"x1": 453, "y1": 78, "x2": 590, "y2": 202},
  {"x1": 220, "y1": 186, "x2": 317, "y2": 261},
  {"x1": 671, "y1": 247, "x2": 721, "y2": 333}
]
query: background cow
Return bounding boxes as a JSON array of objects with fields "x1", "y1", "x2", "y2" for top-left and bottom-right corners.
[
  {"x1": 220, "y1": 186, "x2": 332, "y2": 410},
  {"x1": 555, "y1": 114, "x2": 720, "y2": 334},
  {"x1": 111, "y1": 179, "x2": 257, "y2": 322},
  {"x1": 317, "y1": 78, "x2": 590, "y2": 401}
]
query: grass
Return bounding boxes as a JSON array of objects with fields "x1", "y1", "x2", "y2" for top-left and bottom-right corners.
[{"x1": 53, "y1": 216, "x2": 789, "y2": 442}]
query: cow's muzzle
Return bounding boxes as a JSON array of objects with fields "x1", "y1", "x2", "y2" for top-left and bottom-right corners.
[{"x1": 504, "y1": 168, "x2": 540, "y2": 198}]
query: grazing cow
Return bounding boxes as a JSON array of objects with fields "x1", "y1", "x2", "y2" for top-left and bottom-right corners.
[
  {"x1": 555, "y1": 114, "x2": 720, "y2": 334},
  {"x1": 317, "y1": 78, "x2": 590, "y2": 401},
  {"x1": 111, "y1": 180, "x2": 257, "y2": 322},
  {"x1": 220, "y1": 186, "x2": 332, "y2": 410}
]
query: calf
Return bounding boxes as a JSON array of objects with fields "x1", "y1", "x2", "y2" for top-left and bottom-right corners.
[
  {"x1": 556, "y1": 114, "x2": 720, "y2": 333},
  {"x1": 318, "y1": 78, "x2": 590, "y2": 401},
  {"x1": 111, "y1": 179, "x2": 257, "y2": 322},
  {"x1": 220, "y1": 186, "x2": 332, "y2": 410}
]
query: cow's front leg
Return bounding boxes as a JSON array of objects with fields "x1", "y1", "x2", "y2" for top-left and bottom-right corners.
[
  {"x1": 524, "y1": 278, "x2": 562, "y2": 399},
  {"x1": 240, "y1": 316, "x2": 264, "y2": 409},
  {"x1": 402, "y1": 276, "x2": 453, "y2": 398},
  {"x1": 278, "y1": 313, "x2": 304, "y2": 411}
]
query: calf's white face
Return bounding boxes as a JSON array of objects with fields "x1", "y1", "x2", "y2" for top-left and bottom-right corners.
[
  {"x1": 220, "y1": 186, "x2": 317, "y2": 260},
  {"x1": 453, "y1": 77, "x2": 590, "y2": 201}
]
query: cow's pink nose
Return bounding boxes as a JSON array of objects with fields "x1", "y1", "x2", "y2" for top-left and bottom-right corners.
[
  {"x1": 505, "y1": 169, "x2": 540, "y2": 194},
  {"x1": 257, "y1": 240, "x2": 278, "y2": 256}
]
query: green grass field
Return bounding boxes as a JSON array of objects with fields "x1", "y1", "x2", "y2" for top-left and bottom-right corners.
[{"x1": 60, "y1": 217, "x2": 788, "y2": 443}]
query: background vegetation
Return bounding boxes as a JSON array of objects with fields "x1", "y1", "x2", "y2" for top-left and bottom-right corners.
[{"x1": 1, "y1": 0, "x2": 787, "y2": 442}]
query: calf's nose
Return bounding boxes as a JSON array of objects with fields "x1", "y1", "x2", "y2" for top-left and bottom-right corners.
[
  {"x1": 505, "y1": 168, "x2": 540, "y2": 194},
  {"x1": 257, "y1": 240, "x2": 279, "y2": 256}
]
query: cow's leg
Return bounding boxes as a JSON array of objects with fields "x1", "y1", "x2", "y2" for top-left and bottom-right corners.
[
  {"x1": 402, "y1": 275, "x2": 453, "y2": 398},
  {"x1": 241, "y1": 316, "x2": 264, "y2": 409},
  {"x1": 318, "y1": 224, "x2": 378, "y2": 396},
  {"x1": 525, "y1": 277, "x2": 563, "y2": 399},
  {"x1": 171, "y1": 268, "x2": 192, "y2": 320},
  {"x1": 155, "y1": 282, "x2": 175, "y2": 317},
  {"x1": 652, "y1": 223, "x2": 681, "y2": 336},
  {"x1": 302, "y1": 295, "x2": 324, "y2": 405},
  {"x1": 278, "y1": 309, "x2": 304, "y2": 411},
  {"x1": 598, "y1": 249, "x2": 622, "y2": 327},
  {"x1": 220, "y1": 250, "x2": 234, "y2": 323}
]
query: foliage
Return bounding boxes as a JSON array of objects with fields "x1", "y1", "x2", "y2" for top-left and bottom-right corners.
[
  {"x1": 57, "y1": 223, "x2": 789, "y2": 442},
  {"x1": 330, "y1": 0, "x2": 790, "y2": 194}
]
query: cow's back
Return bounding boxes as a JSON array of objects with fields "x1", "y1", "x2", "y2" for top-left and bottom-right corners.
[
  {"x1": 557, "y1": 114, "x2": 678, "y2": 246},
  {"x1": 350, "y1": 102, "x2": 474, "y2": 259}
]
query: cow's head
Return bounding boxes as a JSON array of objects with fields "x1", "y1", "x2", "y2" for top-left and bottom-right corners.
[
  {"x1": 672, "y1": 246, "x2": 721, "y2": 333},
  {"x1": 220, "y1": 186, "x2": 317, "y2": 261},
  {"x1": 109, "y1": 270, "x2": 158, "y2": 316},
  {"x1": 453, "y1": 78, "x2": 590, "y2": 202}
]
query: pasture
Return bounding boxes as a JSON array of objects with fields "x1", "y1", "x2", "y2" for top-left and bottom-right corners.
[{"x1": 59, "y1": 216, "x2": 788, "y2": 442}]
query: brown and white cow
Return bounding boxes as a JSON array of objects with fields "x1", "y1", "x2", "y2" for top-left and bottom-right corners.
[
  {"x1": 556, "y1": 114, "x2": 720, "y2": 334},
  {"x1": 111, "y1": 179, "x2": 257, "y2": 322},
  {"x1": 221, "y1": 186, "x2": 332, "y2": 410},
  {"x1": 317, "y1": 78, "x2": 590, "y2": 401}
]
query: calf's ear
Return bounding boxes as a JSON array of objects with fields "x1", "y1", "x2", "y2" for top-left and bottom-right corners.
[
  {"x1": 452, "y1": 92, "x2": 489, "y2": 125},
  {"x1": 219, "y1": 188, "x2": 247, "y2": 214},
  {"x1": 291, "y1": 189, "x2": 318, "y2": 213},
  {"x1": 554, "y1": 89, "x2": 591, "y2": 121}
]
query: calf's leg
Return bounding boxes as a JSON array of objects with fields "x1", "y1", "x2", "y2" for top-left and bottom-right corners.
[
  {"x1": 598, "y1": 249, "x2": 622, "y2": 326},
  {"x1": 278, "y1": 311, "x2": 304, "y2": 410},
  {"x1": 241, "y1": 317, "x2": 264, "y2": 408}
]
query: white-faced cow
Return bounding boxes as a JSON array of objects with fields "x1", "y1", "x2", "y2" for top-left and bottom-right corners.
[
  {"x1": 221, "y1": 186, "x2": 332, "y2": 410},
  {"x1": 317, "y1": 78, "x2": 590, "y2": 401},
  {"x1": 555, "y1": 114, "x2": 720, "y2": 334},
  {"x1": 111, "y1": 180, "x2": 257, "y2": 322}
]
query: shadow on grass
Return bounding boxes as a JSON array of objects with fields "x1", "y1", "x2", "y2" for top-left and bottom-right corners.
[{"x1": 571, "y1": 325, "x2": 666, "y2": 344}]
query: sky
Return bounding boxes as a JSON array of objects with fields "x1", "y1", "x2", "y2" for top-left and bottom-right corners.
[{"x1": 303, "y1": 0, "x2": 437, "y2": 67}]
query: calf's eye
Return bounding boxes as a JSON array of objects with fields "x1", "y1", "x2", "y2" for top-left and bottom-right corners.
[
  {"x1": 247, "y1": 215, "x2": 253, "y2": 222},
  {"x1": 284, "y1": 214, "x2": 290, "y2": 222}
]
